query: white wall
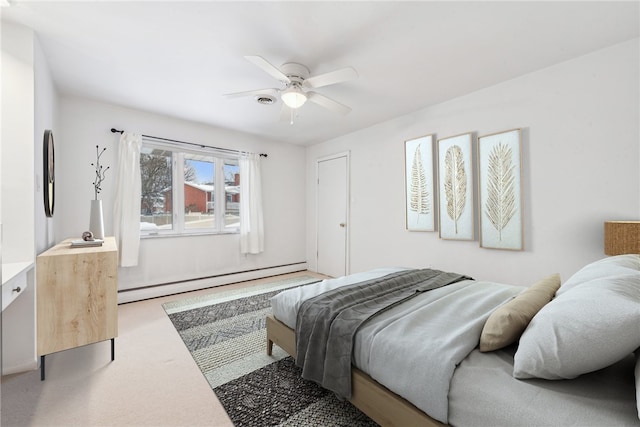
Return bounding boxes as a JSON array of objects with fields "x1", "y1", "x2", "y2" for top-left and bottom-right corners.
[
  {"x1": 56, "y1": 97, "x2": 307, "y2": 294},
  {"x1": 306, "y1": 38, "x2": 640, "y2": 285},
  {"x1": 34, "y1": 36, "x2": 59, "y2": 255},
  {"x1": 1, "y1": 21, "x2": 39, "y2": 374},
  {"x1": 1, "y1": 21, "x2": 34, "y2": 264}
]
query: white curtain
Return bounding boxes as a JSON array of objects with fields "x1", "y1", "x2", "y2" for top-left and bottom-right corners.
[
  {"x1": 239, "y1": 152, "x2": 264, "y2": 254},
  {"x1": 113, "y1": 132, "x2": 142, "y2": 267}
]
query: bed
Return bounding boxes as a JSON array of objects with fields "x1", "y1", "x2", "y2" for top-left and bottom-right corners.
[{"x1": 267, "y1": 257, "x2": 640, "y2": 427}]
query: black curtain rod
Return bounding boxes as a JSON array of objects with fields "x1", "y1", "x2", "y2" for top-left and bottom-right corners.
[{"x1": 110, "y1": 128, "x2": 267, "y2": 157}]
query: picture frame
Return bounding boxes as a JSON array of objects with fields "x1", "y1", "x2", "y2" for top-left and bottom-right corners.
[
  {"x1": 478, "y1": 128, "x2": 523, "y2": 250},
  {"x1": 437, "y1": 132, "x2": 474, "y2": 240},
  {"x1": 43, "y1": 129, "x2": 55, "y2": 218},
  {"x1": 404, "y1": 134, "x2": 435, "y2": 231}
]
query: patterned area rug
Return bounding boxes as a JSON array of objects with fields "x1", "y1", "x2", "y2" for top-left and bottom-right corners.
[{"x1": 163, "y1": 275, "x2": 378, "y2": 427}]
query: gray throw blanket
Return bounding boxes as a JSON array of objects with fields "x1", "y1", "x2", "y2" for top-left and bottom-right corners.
[{"x1": 295, "y1": 268, "x2": 471, "y2": 398}]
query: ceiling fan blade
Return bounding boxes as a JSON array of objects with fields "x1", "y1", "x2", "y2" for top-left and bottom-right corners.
[
  {"x1": 223, "y1": 88, "x2": 279, "y2": 98},
  {"x1": 303, "y1": 67, "x2": 358, "y2": 89},
  {"x1": 245, "y1": 55, "x2": 290, "y2": 84},
  {"x1": 307, "y1": 92, "x2": 351, "y2": 115}
]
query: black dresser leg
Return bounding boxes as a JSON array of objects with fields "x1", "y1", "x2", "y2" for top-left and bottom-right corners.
[
  {"x1": 40, "y1": 355, "x2": 45, "y2": 381},
  {"x1": 111, "y1": 338, "x2": 115, "y2": 361}
]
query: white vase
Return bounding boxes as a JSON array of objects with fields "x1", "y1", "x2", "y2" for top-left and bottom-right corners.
[{"x1": 89, "y1": 199, "x2": 105, "y2": 239}]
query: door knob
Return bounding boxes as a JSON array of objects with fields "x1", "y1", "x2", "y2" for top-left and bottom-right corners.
[{"x1": 339, "y1": 223, "x2": 346, "y2": 228}]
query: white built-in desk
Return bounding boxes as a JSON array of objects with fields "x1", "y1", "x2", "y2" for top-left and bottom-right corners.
[
  {"x1": 1, "y1": 260, "x2": 36, "y2": 375},
  {"x1": 2, "y1": 261, "x2": 33, "y2": 311}
]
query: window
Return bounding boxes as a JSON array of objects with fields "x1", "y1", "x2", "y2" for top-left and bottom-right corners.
[{"x1": 140, "y1": 140, "x2": 240, "y2": 236}]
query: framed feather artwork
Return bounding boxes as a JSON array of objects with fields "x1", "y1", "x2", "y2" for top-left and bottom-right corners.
[
  {"x1": 478, "y1": 128, "x2": 523, "y2": 250},
  {"x1": 437, "y1": 133, "x2": 474, "y2": 240},
  {"x1": 404, "y1": 134, "x2": 435, "y2": 231}
]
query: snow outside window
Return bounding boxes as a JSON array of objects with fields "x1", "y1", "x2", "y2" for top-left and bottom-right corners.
[{"x1": 139, "y1": 141, "x2": 240, "y2": 236}]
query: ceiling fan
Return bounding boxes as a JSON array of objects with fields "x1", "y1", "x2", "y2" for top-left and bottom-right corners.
[{"x1": 224, "y1": 55, "x2": 358, "y2": 117}]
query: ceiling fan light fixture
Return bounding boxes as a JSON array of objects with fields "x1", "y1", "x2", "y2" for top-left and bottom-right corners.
[{"x1": 281, "y1": 85, "x2": 307, "y2": 109}]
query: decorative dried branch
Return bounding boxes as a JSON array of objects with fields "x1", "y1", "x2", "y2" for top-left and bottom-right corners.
[
  {"x1": 484, "y1": 142, "x2": 516, "y2": 240},
  {"x1": 91, "y1": 145, "x2": 110, "y2": 200},
  {"x1": 409, "y1": 144, "x2": 429, "y2": 220},
  {"x1": 444, "y1": 145, "x2": 467, "y2": 233}
]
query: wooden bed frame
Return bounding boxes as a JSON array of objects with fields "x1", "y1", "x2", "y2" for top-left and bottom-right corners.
[{"x1": 266, "y1": 315, "x2": 445, "y2": 427}]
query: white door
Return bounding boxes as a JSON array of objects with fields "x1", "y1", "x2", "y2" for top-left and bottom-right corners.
[{"x1": 316, "y1": 153, "x2": 349, "y2": 277}]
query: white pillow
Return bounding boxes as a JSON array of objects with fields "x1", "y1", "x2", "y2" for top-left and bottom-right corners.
[
  {"x1": 557, "y1": 254, "x2": 640, "y2": 296},
  {"x1": 513, "y1": 273, "x2": 640, "y2": 380}
]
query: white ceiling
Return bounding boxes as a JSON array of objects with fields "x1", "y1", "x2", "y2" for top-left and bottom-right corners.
[{"x1": 3, "y1": 1, "x2": 639, "y2": 146}]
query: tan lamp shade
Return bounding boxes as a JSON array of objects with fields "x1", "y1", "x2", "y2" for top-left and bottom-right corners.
[{"x1": 604, "y1": 221, "x2": 640, "y2": 255}]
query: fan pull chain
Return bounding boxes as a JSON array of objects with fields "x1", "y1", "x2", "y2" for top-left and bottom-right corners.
[{"x1": 289, "y1": 108, "x2": 300, "y2": 125}]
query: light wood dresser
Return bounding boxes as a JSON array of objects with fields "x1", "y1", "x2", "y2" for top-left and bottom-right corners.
[{"x1": 36, "y1": 236, "x2": 118, "y2": 380}]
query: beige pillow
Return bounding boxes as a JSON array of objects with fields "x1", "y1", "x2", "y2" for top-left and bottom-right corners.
[{"x1": 479, "y1": 274, "x2": 561, "y2": 352}]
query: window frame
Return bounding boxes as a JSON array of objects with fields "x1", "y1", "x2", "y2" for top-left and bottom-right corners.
[{"x1": 140, "y1": 139, "x2": 240, "y2": 238}]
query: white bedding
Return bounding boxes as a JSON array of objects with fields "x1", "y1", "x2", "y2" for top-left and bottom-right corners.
[
  {"x1": 353, "y1": 279, "x2": 520, "y2": 423},
  {"x1": 271, "y1": 268, "x2": 522, "y2": 423},
  {"x1": 270, "y1": 268, "x2": 640, "y2": 426}
]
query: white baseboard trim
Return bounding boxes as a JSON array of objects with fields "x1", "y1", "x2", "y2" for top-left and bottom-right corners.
[
  {"x1": 117, "y1": 262, "x2": 308, "y2": 304},
  {"x1": 2, "y1": 358, "x2": 38, "y2": 376}
]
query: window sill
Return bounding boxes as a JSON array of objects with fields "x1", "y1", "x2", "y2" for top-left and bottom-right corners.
[{"x1": 140, "y1": 230, "x2": 239, "y2": 239}]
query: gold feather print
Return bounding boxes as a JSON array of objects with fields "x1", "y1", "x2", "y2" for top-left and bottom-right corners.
[
  {"x1": 444, "y1": 145, "x2": 467, "y2": 233},
  {"x1": 484, "y1": 142, "x2": 516, "y2": 240},
  {"x1": 410, "y1": 145, "x2": 429, "y2": 220}
]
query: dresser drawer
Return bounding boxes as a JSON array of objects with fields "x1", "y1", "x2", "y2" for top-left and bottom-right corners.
[{"x1": 2, "y1": 262, "x2": 32, "y2": 311}]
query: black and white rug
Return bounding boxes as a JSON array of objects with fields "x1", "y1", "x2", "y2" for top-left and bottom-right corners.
[{"x1": 163, "y1": 276, "x2": 378, "y2": 427}]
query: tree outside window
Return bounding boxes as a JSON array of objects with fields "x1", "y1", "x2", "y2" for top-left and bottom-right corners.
[{"x1": 139, "y1": 142, "x2": 240, "y2": 235}]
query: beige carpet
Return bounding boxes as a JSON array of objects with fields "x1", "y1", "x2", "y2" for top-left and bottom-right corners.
[{"x1": 1, "y1": 271, "x2": 326, "y2": 426}]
